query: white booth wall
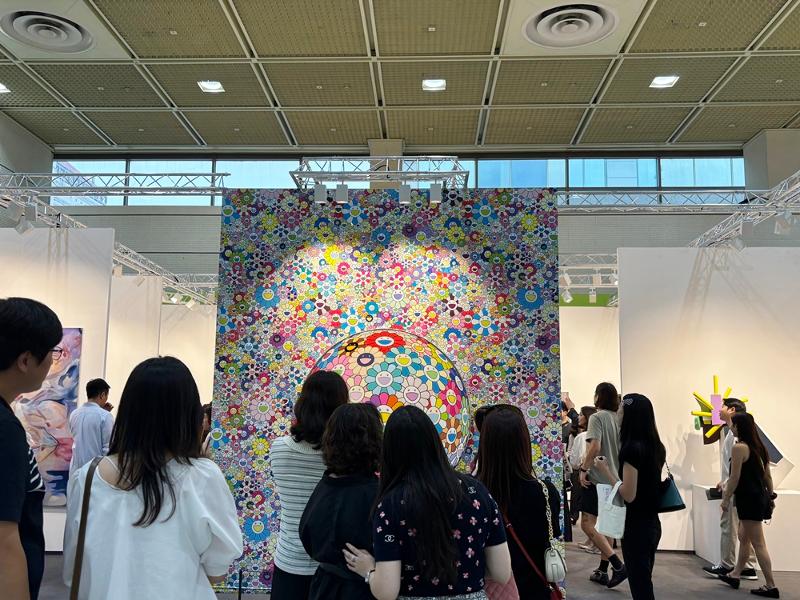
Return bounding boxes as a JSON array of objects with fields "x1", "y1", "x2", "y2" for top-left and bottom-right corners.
[
  {"x1": 159, "y1": 304, "x2": 217, "y2": 405},
  {"x1": 618, "y1": 247, "x2": 800, "y2": 550}
]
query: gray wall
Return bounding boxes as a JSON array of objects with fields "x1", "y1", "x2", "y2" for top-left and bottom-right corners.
[{"x1": 0, "y1": 112, "x2": 52, "y2": 173}]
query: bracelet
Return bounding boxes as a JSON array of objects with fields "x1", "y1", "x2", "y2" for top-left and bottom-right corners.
[
  {"x1": 364, "y1": 568, "x2": 375, "y2": 584},
  {"x1": 580, "y1": 468, "x2": 589, "y2": 473}
]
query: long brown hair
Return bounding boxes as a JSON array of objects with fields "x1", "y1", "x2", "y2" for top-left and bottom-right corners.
[
  {"x1": 476, "y1": 405, "x2": 532, "y2": 513},
  {"x1": 732, "y1": 412, "x2": 769, "y2": 469}
]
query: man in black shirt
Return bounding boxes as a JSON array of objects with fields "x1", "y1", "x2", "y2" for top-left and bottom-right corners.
[{"x1": 0, "y1": 298, "x2": 63, "y2": 600}]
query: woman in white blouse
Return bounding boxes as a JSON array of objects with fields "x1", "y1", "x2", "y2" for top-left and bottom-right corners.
[{"x1": 63, "y1": 357, "x2": 243, "y2": 600}]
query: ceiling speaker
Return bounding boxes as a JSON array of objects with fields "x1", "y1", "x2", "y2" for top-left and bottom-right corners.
[
  {"x1": 523, "y1": 3, "x2": 617, "y2": 48},
  {"x1": 0, "y1": 10, "x2": 94, "y2": 54}
]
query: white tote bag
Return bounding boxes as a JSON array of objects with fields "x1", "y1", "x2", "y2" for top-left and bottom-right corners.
[{"x1": 595, "y1": 481, "x2": 626, "y2": 539}]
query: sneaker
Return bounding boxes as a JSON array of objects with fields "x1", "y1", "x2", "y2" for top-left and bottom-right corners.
[
  {"x1": 719, "y1": 575, "x2": 741, "y2": 590},
  {"x1": 741, "y1": 568, "x2": 759, "y2": 581},
  {"x1": 751, "y1": 586, "x2": 779, "y2": 598},
  {"x1": 607, "y1": 565, "x2": 628, "y2": 589},
  {"x1": 589, "y1": 569, "x2": 609, "y2": 585},
  {"x1": 583, "y1": 545, "x2": 601, "y2": 555},
  {"x1": 704, "y1": 564, "x2": 733, "y2": 577}
]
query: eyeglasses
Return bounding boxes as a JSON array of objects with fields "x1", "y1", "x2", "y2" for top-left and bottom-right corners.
[{"x1": 52, "y1": 347, "x2": 64, "y2": 360}]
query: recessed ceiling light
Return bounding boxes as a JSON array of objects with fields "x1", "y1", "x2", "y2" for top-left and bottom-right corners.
[
  {"x1": 233, "y1": 127, "x2": 240, "y2": 132},
  {"x1": 315, "y1": 84, "x2": 323, "y2": 90},
  {"x1": 197, "y1": 80, "x2": 225, "y2": 93},
  {"x1": 649, "y1": 75, "x2": 680, "y2": 88},
  {"x1": 62, "y1": 128, "x2": 69, "y2": 132},
  {"x1": 137, "y1": 128, "x2": 145, "y2": 132},
  {"x1": 698, "y1": 21, "x2": 707, "y2": 27},
  {"x1": 0, "y1": 83, "x2": 10, "y2": 94},
  {"x1": 329, "y1": 127, "x2": 337, "y2": 132},
  {"x1": 626, "y1": 124, "x2": 634, "y2": 129},
  {"x1": 728, "y1": 123, "x2": 736, "y2": 128},
  {"x1": 525, "y1": 126, "x2": 533, "y2": 130},
  {"x1": 169, "y1": 29, "x2": 178, "y2": 35},
  {"x1": 97, "y1": 86, "x2": 105, "y2": 91},
  {"x1": 422, "y1": 78, "x2": 446, "y2": 92},
  {"x1": 427, "y1": 25, "x2": 437, "y2": 32},
  {"x1": 540, "y1": 82, "x2": 548, "y2": 87},
  {"x1": 426, "y1": 127, "x2": 434, "y2": 131},
  {"x1": 775, "y1": 79, "x2": 784, "y2": 84}
]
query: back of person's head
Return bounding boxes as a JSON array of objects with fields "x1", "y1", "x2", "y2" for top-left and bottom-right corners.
[
  {"x1": 619, "y1": 393, "x2": 666, "y2": 472},
  {"x1": 731, "y1": 412, "x2": 769, "y2": 468},
  {"x1": 86, "y1": 378, "x2": 110, "y2": 401},
  {"x1": 723, "y1": 397, "x2": 747, "y2": 414},
  {"x1": 322, "y1": 402, "x2": 382, "y2": 476},
  {"x1": 0, "y1": 298, "x2": 62, "y2": 390},
  {"x1": 474, "y1": 404, "x2": 496, "y2": 433},
  {"x1": 379, "y1": 405, "x2": 462, "y2": 584},
  {"x1": 595, "y1": 382, "x2": 619, "y2": 411},
  {"x1": 109, "y1": 356, "x2": 203, "y2": 526},
  {"x1": 476, "y1": 405, "x2": 531, "y2": 513},
  {"x1": 291, "y1": 370, "x2": 349, "y2": 449}
]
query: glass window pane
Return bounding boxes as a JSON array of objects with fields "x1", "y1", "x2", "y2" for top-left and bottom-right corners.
[
  {"x1": 477, "y1": 159, "x2": 565, "y2": 188},
  {"x1": 51, "y1": 159, "x2": 126, "y2": 205},
  {"x1": 732, "y1": 158, "x2": 745, "y2": 187},
  {"x1": 568, "y1": 158, "x2": 656, "y2": 188},
  {"x1": 695, "y1": 158, "x2": 732, "y2": 187},
  {"x1": 660, "y1": 158, "x2": 694, "y2": 186},
  {"x1": 216, "y1": 159, "x2": 299, "y2": 189},
  {"x1": 660, "y1": 157, "x2": 744, "y2": 188},
  {"x1": 127, "y1": 159, "x2": 213, "y2": 205}
]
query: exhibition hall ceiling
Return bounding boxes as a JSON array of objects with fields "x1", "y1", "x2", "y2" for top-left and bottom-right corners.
[{"x1": 2, "y1": 0, "x2": 800, "y2": 153}]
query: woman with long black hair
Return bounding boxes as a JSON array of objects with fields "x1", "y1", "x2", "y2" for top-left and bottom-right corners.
[
  {"x1": 63, "y1": 357, "x2": 243, "y2": 600},
  {"x1": 343, "y1": 405, "x2": 512, "y2": 600},
  {"x1": 593, "y1": 393, "x2": 665, "y2": 600},
  {"x1": 476, "y1": 405, "x2": 562, "y2": 599},
  {"x1": 719, "y1": 413, "x2": 779, "y2": 598}
]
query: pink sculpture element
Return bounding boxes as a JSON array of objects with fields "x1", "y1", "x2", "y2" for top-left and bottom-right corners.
[{"x1": 710, "y1": 393, "x2": 724, "y2": 426}]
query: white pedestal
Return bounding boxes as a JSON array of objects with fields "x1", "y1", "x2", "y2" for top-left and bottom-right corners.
[
  {"x1": 692, "y1": 484, "x2": 800, "y2": 572},
  {"x1": 43, "y1": 507, "x2": 66, "y2": 552}
]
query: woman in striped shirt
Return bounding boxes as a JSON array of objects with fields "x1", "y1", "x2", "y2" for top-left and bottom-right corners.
[{"x1": 269, "y1": 370, "x2": 349, "y2": 600}]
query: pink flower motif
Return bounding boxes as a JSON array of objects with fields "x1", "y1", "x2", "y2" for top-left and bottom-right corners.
[
  {"x1": 452, "y1": 529, "x2": 461, "y2": 539},
  {"x1": 466, "y1": 547, "x2": 475, "y2": 558},
  {"x1": 469, "y1": 516, "x2": 477, "y2": 526},
  {"x1": 473, "y1": 499, "x2": 481, "y2": 510},
  {"x1": 431, "y1": 577, "x2": 440, "y2": 585}
]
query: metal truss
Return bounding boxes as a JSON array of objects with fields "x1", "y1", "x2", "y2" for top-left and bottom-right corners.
[
  {"x1": 291, "y1": 156, "x2": 470, "y2": 191},
  {"x1": 689, "y1": 168, "x2": 800, "y2": 247},
  {"x1": 0, "y1": 172, "x2": 227, "y2": 197},
  {"x1": 556, "y1": 190, "x2": 770, "y2": 214}
]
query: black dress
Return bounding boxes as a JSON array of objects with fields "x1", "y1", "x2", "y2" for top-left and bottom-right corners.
[
  {"x1": 734, "y1": 450, "x2": 772, "y2": 521},
  {"x1": 504, "y1": 477, "x2": 561, "y2": 600},
  {"x1": 299, "y1": 472, "x2": 379, "y2": 600}
]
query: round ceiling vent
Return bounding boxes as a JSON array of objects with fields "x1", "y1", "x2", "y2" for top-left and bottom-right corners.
[
  {"x1": 0, "y1": 11, "x2": 94, "y2": 54},
  {"x1": 523, "y1": 3, "x2": 617, "y2": 48}
]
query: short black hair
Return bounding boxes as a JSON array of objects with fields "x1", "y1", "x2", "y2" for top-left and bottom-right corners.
[
  {"x1": 86, "y1": 378, "x2": 110, "y2": 399},
  {"x1": 322, "y1": 403, "x2": 382, "y2": 476},
  {"x1": 595, "y1": 382, "x2": 620, "y2": 412},
  {"x1": 202, "y1": 403, "x2": 213, "y2": 421},
  {"x1": 291, "y1": 370, "x2": 349, "y2": 449},
  {"x1": 723, "y1": 397, "x2": 747, "y2": 414},
  {"x1": 0, "y1": 297, "x2": 62, "y2": 370}
]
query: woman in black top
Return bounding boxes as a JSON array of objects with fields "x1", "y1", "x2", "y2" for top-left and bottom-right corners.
[
  {"x1": 299, "y1": 403, "x2": 383, "y2": 600},
  {"x1": 719, "y1": 413, "x2": 779, "y2": 598},
  {"x1": 476, "y1": 405, "x2": 561, "y2": 599},
  {"x1": 594, "y1": 393, "x2": 664, "y2": 600},
  {"x1": 343, "y1": 405, "x2": 512, "y2": 600}
]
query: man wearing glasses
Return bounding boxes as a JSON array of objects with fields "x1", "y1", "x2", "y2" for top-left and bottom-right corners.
[{"x1": 0, "y1": 297, "x2": 63, "y2": 600}]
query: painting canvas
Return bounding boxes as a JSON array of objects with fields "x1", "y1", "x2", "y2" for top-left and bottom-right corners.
[
  {"x1": 213, "y1": 189, "x2": 562, "y2": 590},
  {"x1": 14, "y1": 328, "x2": 82, "y2": 506}
]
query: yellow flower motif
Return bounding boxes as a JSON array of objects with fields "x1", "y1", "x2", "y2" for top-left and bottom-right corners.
[
  {"x1": 251, "y1": 438, "x2": 269, "y2": 457},
  {"x1": 521, "y1": 214, "x2": 539, "y2": 231}
]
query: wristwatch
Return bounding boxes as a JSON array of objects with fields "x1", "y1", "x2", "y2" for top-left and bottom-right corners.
[{"x1": 365, "y1": 568, "x2": 376, "y2": 584}]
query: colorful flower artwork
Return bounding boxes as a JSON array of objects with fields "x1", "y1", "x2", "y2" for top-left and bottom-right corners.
[
  {"x1": 213, "y1": 188, "x2": 562, "y2": 591},
  {"x1": 14, "y1": 328, "x2": 82, "y2": 506}
]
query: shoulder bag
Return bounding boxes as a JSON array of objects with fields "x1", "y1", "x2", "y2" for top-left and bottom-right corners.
[
  {"x1": 596, "y1": 481, "x2": 626, "y2": 539},
  {"x1": 658, "y1": 463, "x2": 686, "y2": 513},
  {"x1": 504, "y1": 515, "x2": 564, "y2": 600},
  {"x1": 537, "y1": 479, "x2": 567, "y2": 583},
  {"x1": 70, "y1": 456, "x2": 103, "y2": 600}
]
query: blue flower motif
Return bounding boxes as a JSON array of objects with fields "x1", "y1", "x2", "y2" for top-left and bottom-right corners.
[
  {"x1": 244, "y1": 518, "x2": 270, "y2": 542},
  {"x1": 517, "y1": 286, "x2": 544, "y2": 310},
  {"x1": 255, "y1": 285, "x2": 280, "y2": 309},
  {"x1": 371, "y1": 226, "x2": 392, "y2": 247}
]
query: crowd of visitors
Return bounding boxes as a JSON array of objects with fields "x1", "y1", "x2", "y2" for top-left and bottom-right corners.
[{"x1": 0, "y1": 296, "x2": 782, "y2": 600}]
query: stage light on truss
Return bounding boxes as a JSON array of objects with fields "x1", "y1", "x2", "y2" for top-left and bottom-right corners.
[
  {"x1": 335, "y1": 184, "x2": 348, "y2": 204},
  {"x1": 592, "y1": 271, "x2": 602, "y2": 287},
  {"x1": 429, "y1": 183, "x2": 442, "y2": 204},
  {"x1": 774, "y1": 210, "x2": 795, "y2": 235},
  {"x1": 314, "y1": 183, "x2": 327, "y2": 204},
  {"x1": 730, "y1": 236, "x2": 745, "y2": 251},
  {"x1": 14, "y1": 217, "x2": 33, "y2": 235},
  {"x1": 112, "y1": 265, "x2": 123, "y2": 277},
  {"x1": 562, "y1": 271, "x2": 572, "y2": 287},
  {"x1": 562, "y1": 289, "x2": 573, "y2": 304},
  {"x1": 24, "y1": 202, "x2": 37, "y2": 223},
  {"x1": 612, "y1": 271, "x2": 619, "y2": 285},
  {"x1": 185, "y1": 298, "x2": 197, "y2": 310},
  {"x1": 399, "y1": 184, "x2": 411, "y2": 205},
  {"x1": 6, "y1": 201, "x2": 24, "y2": 222},
  {"x1": 589, "y1": 288, "x2": 597, "y2": 304}
]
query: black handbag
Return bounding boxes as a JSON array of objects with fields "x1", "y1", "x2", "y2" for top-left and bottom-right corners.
[{"x1": 658, "y1": 463, "x2": 686, "y2": 513}]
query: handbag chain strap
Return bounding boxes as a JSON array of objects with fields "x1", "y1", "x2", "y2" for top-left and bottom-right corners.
[
  {"x1": 537, "y1": 478, "x2": 556, "y2": 545},
  {"x1": 504, "y1": 517, "x2": 562, "y2": 599},
  {"x1": 70, "y1": 456, "x2": 103, "y2": 600}
]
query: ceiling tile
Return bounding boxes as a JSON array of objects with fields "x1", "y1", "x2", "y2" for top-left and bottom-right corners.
[
  {"x1": 284, "y1": 110, "x2": 381, "y2": 144},
  {"x1": 714, "y1": 56, "x2": 800, "y2": 102},
  {"x1": 385, "y1": 109, "x2": 479, "y2": 145},
  {"x1": 264, "y1": 62, "x2": 374, "y2": 107},
  {"x1": 679, "y1": 104, "x2": 800, "y2": 143},
  {"x1": 630, "y1": 0, "x2": 787, "y2": 53},
  {"x1": 184, "y1": 111, "x2": 288, "y2": 145},
  {"x1": 92, "y1": 0, "x2": 244, "y2": 58},
  {"x1": 31, "y1": 64, "x2": 163, "y2": 108},
  {"x1": 382, "y1": 61, "x2": 489, "y2": 106},
  {"x1": 492, "y1": 60, "x2": 609, "y2": 105},
  {"x1": 85, "y1": 111, "x2": 196, "y2": 145},
  {"x1": 601, "y1": 57, "x2": 735, "y2": 104},
  {"x1": 0, "y1": 65, "x2": 60, "y2": 107},
  {"x1": 582, "y1": 107, "x2": 691, "y2": 144},
  {"x1": 232, "y1": 0, "x2": 367, "y2": 56},
  {"x1": 484, "y1": 108, "x2": 584, "y2": 144},
  {"x1": 147, "y1": 63, "x2": 268, "y2": 107},
  {"x1": 761, "y1": 5, "x2": 800, "y2": 50},
  {"x1": 2, "y1": 110, "x2": 104, "y2": 144},
  {"x1": 374, "y1": 0, "x2": 501, "y2": 56}
]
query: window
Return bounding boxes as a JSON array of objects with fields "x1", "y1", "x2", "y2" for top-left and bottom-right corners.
[
  {"x1": 51, "y1": 160, "x2": 126, "y2": 205},
  {"x1": 217, "y1": 159, "x2": 299, "y2": 190},
  {"x1": 477, "y1": 159, "x2": 566, "y2": 188},
  {"x1": 568, "y1": 158, "x2": 657, "y2": 188},
  {"x1": 127, "y1": 160, "x2": 213, "y2": 205},
  {"x1": 660, "y1": 157, "x2": 745, "y2": 187}
]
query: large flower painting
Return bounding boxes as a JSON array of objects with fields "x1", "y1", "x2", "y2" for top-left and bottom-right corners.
[{"x1": 213, "y1": 188, "x2": 562, "y2": 590}]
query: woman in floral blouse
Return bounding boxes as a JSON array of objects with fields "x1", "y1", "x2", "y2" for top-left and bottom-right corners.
[{"x1": 343, "y1": 405, "x2": 512, "y2": 600}]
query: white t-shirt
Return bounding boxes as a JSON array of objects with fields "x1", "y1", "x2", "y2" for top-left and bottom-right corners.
[
  {"x1": 63, "y1": 457, "x2": 243, "y2": 600},
  {"x1": 720, "y1": 428, "x2": 736, "y2": 484},
  {"x1": 568, "y1": 431, "x2": 589, "y2": 469}
]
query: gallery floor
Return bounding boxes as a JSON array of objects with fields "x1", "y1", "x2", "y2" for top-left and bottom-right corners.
[{"x1": 41, "y1": 533, "x2": 800, "y2": 599}]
